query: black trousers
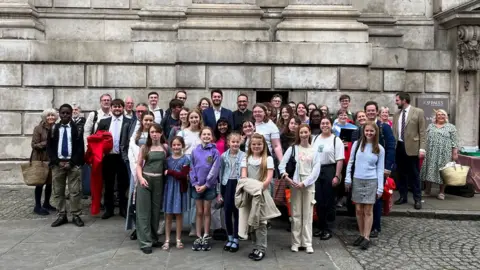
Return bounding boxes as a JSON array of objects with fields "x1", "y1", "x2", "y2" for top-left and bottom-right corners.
[
  {"x1": 102, "y1": 153, "x2": 129, "y2": 212},
  {"x1": 315, "y1": 164, "x2": 336, "y2": 232},
  {"x1": 395, "y1": 142, "x2": 421, "y2": 202}
]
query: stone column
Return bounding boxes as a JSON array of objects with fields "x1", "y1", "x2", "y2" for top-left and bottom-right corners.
[
  {"x1": 131, "y1": 0, "x2": 192, "y2": 41},
  {"x1": 454, "y1": 25, "x2": 480, "y2": 146},
  {"x1": 178, "y1": 0, "x2": 270, "y2": 41},
  {"x1": 0, "y1": 0, "x2": 44, "y2": 40},
  {"x1": 276, "y1": 0, "x2": 368, "y2": 42}
]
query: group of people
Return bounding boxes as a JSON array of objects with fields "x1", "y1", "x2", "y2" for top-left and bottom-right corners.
[{"x1": 29, "y1": 89, "x2": 458, "y2": 258}]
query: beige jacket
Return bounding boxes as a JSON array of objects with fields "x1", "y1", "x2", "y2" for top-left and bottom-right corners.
[
  {"x1": 235, "y1": 178, "x2": 281, "y2": 228},
  {"x1": 392, "y1": 106, "x2": 426, "y2": 156}
]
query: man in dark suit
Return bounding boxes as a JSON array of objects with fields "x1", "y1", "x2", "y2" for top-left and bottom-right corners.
[
  {"x1": 202, "y1": 89, "x2": 233, "y2": 130},
  {"x1": 47, "y1": 104, "x2": 85, "y2": 227},
  {"x1": 97, "y1": 99, "x2": 132, "y2": 219},
  {"x1": 233, "y1": 93, "x2": 252, "y2": 132},
  {"x1": 392, "y1": 92, "x2": 426, "y2": 210}
]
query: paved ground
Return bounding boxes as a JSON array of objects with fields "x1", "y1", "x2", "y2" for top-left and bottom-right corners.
[
  {"x1": 335, "y1": 216, "x2": 480, "y2": 270},
  {"x1": 0, "y1": 186, "x2": 361, "y2": 270},
  {"x1": 2, "y1": 185, "x2": 480, "y2": 269}
]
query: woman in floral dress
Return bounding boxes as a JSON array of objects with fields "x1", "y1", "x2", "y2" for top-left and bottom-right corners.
[{"x1": 420, "y1": 109, "x2": 458, "y2": 200}]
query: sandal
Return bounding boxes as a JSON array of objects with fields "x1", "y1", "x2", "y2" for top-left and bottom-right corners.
[
  {"x1": 176, "y1": 239, "x2": 184, "y2": 249},
  {"x1": 161, "y1": 241, "x2": 170, "y2": 251},
  {"x1": 437, "y1": 193, "x2": 445, "y2": 200}
]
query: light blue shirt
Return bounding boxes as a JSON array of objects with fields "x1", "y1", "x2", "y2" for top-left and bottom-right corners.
[{"x1": 345, "y1": 142, "x2": 385, "y2": 195}]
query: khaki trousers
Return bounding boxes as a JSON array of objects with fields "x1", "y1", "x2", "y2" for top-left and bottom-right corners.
[
  {"x1": 290, "y1": 185, "x2": 315, "y2": 248},
  {"x1": 52, "y1": 165, "x2": 82, "y2": 216}
]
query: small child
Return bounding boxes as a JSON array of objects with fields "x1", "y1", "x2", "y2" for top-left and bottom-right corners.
[
  {"x1": 241, "y1": 133, "x2": 275, "y2": 261},
  {"x1": 218, "y1": 132, "x2": 245, "y2": 253},
  {"x1": 163, "y1": 136, "x2": 191, "y2": 250},
  {"x1": 190, "y1": 127, "x2": 221, "y2": 251}
]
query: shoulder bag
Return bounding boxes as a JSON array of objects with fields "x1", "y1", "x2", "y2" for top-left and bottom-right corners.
[{"x1": 21, "y1": 150, "x2": 49, "y2": 186}]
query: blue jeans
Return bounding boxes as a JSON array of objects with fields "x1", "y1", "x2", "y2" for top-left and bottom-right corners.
[{"x1": 373, "y1": 197, "x2": 383, "y2": 231}]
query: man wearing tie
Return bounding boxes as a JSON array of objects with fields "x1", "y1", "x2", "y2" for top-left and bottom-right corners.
[
  {"x1": 392, "y1": 92, "x2": 426, "y2": 210},
  {"x1": 47, "y1": 104, "x2": 85, "y2": 227},
  {"x1": 97, "y1": 99, "x2": 132, "y2": 219}
]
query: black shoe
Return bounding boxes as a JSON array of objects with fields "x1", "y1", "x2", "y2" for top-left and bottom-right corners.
[
  {"x1": 394, "y1": 198, "x2": 407, "y2": 205},
  {"x1": 119, "y1": 208, "x2": 127, "y2": 218},
  {"x1": 51, "y1": 216, "x2": 68, "y2": 227},
  {"x1": 223, "y1": 241, "x2": 232, "y2": 251},
  {"x1": 102, "y1": 211, "x2": 114, "y2": 219},
  {"x1": 320, "y1": 231, "x2": 332, "y2": 241},
  {"x1": 313, "y1": 230, "x2": 323, "y2": 237},
  {"x1": 130, "y1": 230, "x2": 137, "y2": 240},
  {"x1": 33, "y1": 206, "x2": 49, "y2": 216},
  {"x1": 72, "y1": 215, "x2": 84, "y2": 227},
  {"x1": 248, "y1": 249, "x2": 258, "y2": 259},
  {"x1": 141, "y1": 247, "x2": 152, "y2": 254},
  {"x1": 370, "y1": 229, "x2": 379, "y2": 238},
  {"x1": 360, "y1": 238, "x2": 370, "y2": 250},
  {"x1": 42, "y1": 203, "x2": 56, "y2": 211},
  {"x1": 152, "y1": 241, "x2": 163, "y2": 248},
  {"x1": 253, "y1": 250, "x2": 265, "y2": 261},
  {"x1": 353, "y1": 236, "x2": 364, "y2": 246},
  {"x1": 414, "y1": 201, "x2": 422, "y2": 210},
  {"x1": 229, "y1": 241, "x2": 239, "y2": 253}
]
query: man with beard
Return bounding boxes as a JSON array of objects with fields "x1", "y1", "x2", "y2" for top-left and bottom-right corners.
[
  {"x1": 203, "y1": 89, "x2": 233, "y2": 130},
  {"x1": 232, "y1": 93, "x2": 252, "y2": 132},
  {"x1": 392, "y1": 92, "x2": 425, "y2": 210},
  {"x1": 96, "y1": 99, "x2": 132, "y2": 219}
]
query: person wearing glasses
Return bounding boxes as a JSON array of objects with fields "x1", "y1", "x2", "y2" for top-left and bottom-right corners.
[
  {"x1": 83, "y1": 93, "x2": 112, "y2": 150},
  {"x1": 233, "y1": 94, "x2": 252, "y2": 132}
]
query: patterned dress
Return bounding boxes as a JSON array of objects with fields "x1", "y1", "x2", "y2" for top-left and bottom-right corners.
[
  {"x1": 163, "y1": 155, "x2": 190, "y2": 214},
  {"x1": 420, "y1": 123, "x2": 458, "y2": 184}
]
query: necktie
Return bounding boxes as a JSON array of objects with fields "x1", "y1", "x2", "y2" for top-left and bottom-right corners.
[
  {"x1": 401, "y1": 109, "x2": 406, "y2": 141},
  {"x1": 61, "y1": 125, "x2": 69, "y2": 157},
  {"x1": 113, "y1": 119, "x2": 120, "y2": 153}
]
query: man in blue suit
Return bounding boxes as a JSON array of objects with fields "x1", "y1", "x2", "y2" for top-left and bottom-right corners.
[{"x1": 202, "y1": 89, "x2": 234, "y2": 130}]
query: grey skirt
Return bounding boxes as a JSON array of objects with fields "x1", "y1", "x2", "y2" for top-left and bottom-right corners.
[{"x1": 352, "y1": 178, "x2": 378, "y2": 204}]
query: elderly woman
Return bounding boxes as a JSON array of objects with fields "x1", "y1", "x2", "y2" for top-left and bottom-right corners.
[
  {"x1": 31, "y1": 108, "x2": 58, "y2": 215},
  {"x1": 420, "y1": 109, "x2": 458, "y2": 200}
]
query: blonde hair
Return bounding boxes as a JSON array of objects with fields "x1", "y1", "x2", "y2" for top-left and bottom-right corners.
[
  {"x1": 379, "y1": 106, "x2": 389, "y2": 114},
  {"x1": 434, "y1": 109, "x2": 449, "y2": 123},
  {"x1": 246, "y1": 133, "x2": 269, "y2": 182},
  {"x1": 186, "y1": 109, "x2": 204, "y2": 131}
]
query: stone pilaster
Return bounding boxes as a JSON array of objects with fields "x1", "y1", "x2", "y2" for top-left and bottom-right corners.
[
  {"x1": 276, "y1": 0, "x2": 368, "y2": 43},
  {"x1": 0, "y1": 0, "x2": 44, "y2": 40},
  {"x1": 131, "y1": 0, "x2": 191, "y2": 41},
  {"x1": 178, "y1": 1, "x2": 270, "y2": 41}
]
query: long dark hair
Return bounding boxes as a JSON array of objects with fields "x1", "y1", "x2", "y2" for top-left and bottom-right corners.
[
  {"x1": 142, "y1": 123, "x2": 167, "y2": 160},
  {"x1": 135, "y1": 111, "x2": 155, "y2": 145},
  {"x1": 283, "y1": 116, "x2": 301, "y2": 134},
  {"x1": 214, "y1": 117, "x2": 232, "y2": 141},
  {"x1": 277, "y1": 105, "x2": 294, "y2": 130}
]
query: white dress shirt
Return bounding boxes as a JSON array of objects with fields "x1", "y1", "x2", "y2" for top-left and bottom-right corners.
[
  {"x1": 57, "y1": 122, "x2": 72, "y2": 159},
  {"x1": 397, "y1": 105, "x2": 410, "y2": 142},
  {"x1": 150, "y1": 106, "x2": 163, "y2": 124},
  {"x1": 214, "y1": 107, "x2": 222, "y2": 122},
  {"x1": 109, "y1": 115, "x2": 124, "y2": 154}
]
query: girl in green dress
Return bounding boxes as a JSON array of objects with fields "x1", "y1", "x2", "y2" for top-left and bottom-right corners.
[{"x1": 136, "y1": 124, "x2": 168, "y2": 254}]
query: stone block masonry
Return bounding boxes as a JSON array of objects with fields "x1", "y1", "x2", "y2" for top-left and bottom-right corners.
[{"x1": 0, "y1": 0, "x2": 476, "y2": 160}]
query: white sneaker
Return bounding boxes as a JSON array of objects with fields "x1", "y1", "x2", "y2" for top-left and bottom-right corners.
[
  {"x1": 306, "y1": 247, "x2": 314, "y2": 254},
  {"x1": 291, "y1": 245, "x2": 299, "y2": 252},
  {"x1": 189, "y1": 227, "x2": 196, "y2": 237}
]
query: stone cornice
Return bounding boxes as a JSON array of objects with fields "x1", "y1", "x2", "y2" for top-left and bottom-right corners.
[{"x1": 434, "y1": 0, "x2": 480, "y2": 29}]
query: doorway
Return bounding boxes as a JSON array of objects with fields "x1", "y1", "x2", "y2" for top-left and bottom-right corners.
[{"x1": 256, "y1": 90, "x2": 289, "y2": 105}]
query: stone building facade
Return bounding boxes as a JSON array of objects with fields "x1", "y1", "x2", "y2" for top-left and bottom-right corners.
[{"x1": 0, "y1": 0, "x2": 479, "y2": 160}]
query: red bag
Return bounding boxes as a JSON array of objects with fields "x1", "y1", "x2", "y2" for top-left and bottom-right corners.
[
  {"x1": 285, "y1": 189, "x2": 318, "y2": 221},
  {"x1": 382, "y1": 177, "x2": 396, "y2": 216}
]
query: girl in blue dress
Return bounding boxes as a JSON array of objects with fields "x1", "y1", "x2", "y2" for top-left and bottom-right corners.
[{"x1": 163, "y1": 136, "x2": 190, "y2": 250}]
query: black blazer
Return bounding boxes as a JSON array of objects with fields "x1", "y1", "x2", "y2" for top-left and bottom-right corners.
[
  {"x1": 96, "y1": 116, "x2": 131, "y2": 161},
  {"x1": 47, "y1": 122, "x2": 85, "y2": 167},
  {"x1": 202, "y1": 107, "x2": 234, "y2": 130}
]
